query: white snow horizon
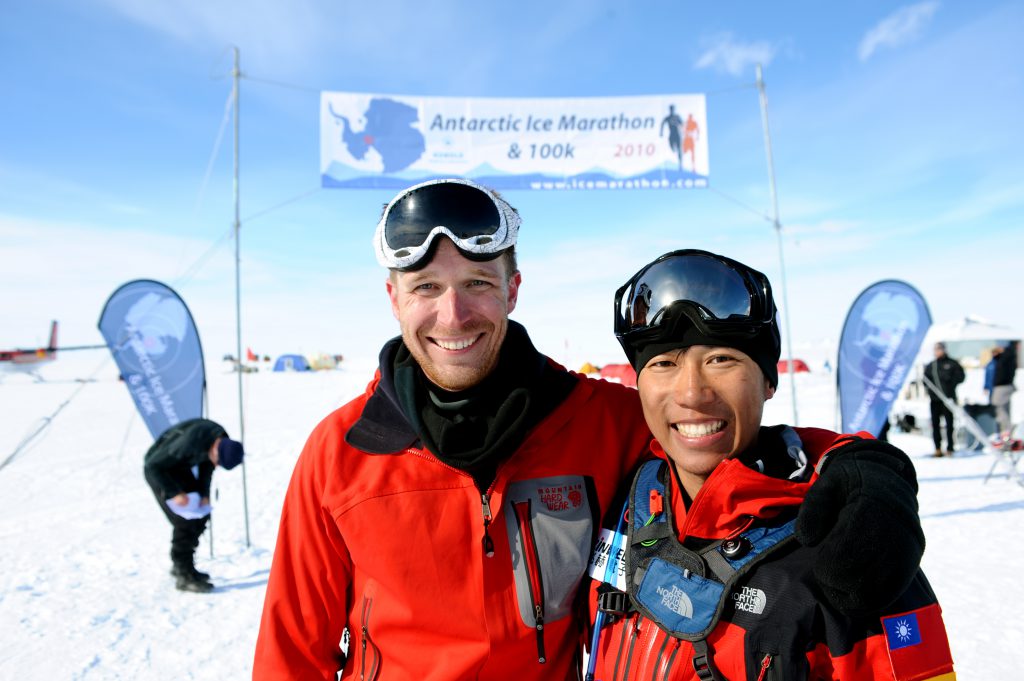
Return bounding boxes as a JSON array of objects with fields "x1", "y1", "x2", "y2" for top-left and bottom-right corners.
[{"x1": 1, "y1": 350, "x2": 1021, "y2": 679}]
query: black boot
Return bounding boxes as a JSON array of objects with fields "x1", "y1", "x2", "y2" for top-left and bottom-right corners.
[
  {"x1": 169, "y1": 516, "x2": 212, "y2": 591},
  {"x1": 175, "y1": 572, "x2": 214, "y2": 593},
  {"x1": 170, "y1": 564, "x2": 211, "y2": 582},
  {"x1": 170, "y1": 547, "x2": 211, "y2": 585}
]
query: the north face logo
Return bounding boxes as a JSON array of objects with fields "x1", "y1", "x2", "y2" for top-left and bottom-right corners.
[
  {"x1": 656, "y1": 584, "x2": 693, "y2": 618},
  {"x1": 732, "y1": 586, "x2": 767, "y2": 614}
]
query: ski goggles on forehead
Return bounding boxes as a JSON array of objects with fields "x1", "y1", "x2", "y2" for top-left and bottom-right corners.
[
  {"x1": 373, "y1": 178, "x2": 520, "y2": 270},
  {"x1": 614, "y1": 249, "x2": 775, "y2": 343}
]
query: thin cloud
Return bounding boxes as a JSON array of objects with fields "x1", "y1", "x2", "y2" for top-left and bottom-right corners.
[
  {"x1": 0, "y1": 162, "x2": 151, "y2": 218},
  {"x1": 694, "y1": 33, "x2": 778, "y2": 76},
  {"x1": 930, "y1": 178, "x2": 1024, "y2": 226},
  {"x1": 95, "y1": 0, "x2": 342, "y2": 74},
  {"x1": 92, "y1": 0, "x2": 502, "y2": 82},
  {"x1": 783, "y1": 218, "x2": 861, "y2": 237},
  {"x1": 858, "y1": 2, "x2": 940, "y2": 62}
]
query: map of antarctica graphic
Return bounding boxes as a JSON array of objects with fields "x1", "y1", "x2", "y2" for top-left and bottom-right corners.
[{"x1": 334, "y1": 98, "x2": 425, "y2": 173}]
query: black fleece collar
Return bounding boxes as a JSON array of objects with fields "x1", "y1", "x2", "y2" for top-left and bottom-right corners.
[
  {"x1": 344, "y1": 321, "x2": 577, "y2": 460},
  {"x1": 395, "y1": 321, "x2": 571, "y2": 490},
  {"x1": 343, "y1": 337, "x2": 420, "y2": 454}
]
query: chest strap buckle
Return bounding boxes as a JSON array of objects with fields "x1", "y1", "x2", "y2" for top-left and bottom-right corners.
[
  {"x1": 691, "y1": 639, "x2": 726, "y2": 681},
  {"x1": 596, "y1": 588, "x2": 632, "y2": 618}
]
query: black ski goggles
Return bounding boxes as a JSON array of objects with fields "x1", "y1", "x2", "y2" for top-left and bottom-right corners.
[
  {"x1": 373, "y1": 178, "x2": 520, "y2": 270},
  {"x1": 614, "y1": 249, "x2": 776, "y2": 348}
]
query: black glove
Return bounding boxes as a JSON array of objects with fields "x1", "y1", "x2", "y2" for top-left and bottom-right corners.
[{"x1": 795, "y1": 438, "x2": 925, "y2": 616}]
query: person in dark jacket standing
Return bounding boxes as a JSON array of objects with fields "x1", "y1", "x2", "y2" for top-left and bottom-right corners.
[
  {"x1": 990, "y1": 340, "x2": 1019, "y2": 436},
  {"x1": 923, "y1": 342, "x2": 965, "y2": 457},
  {"x1": 143, "y1": 418, "x2": 244, "y2": 592}
]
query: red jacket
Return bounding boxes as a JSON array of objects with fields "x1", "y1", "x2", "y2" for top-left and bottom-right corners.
[
  {"x1": 587, "y1": 427, "x2": 955, "y2": 681},
  {"x1": 253, "y1": 368, "x2": 651, "y2": 679}
]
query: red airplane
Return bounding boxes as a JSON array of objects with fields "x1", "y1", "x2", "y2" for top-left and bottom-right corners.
[{"x1": 0, "y1": 321, "x2": 58, "y2": 381}]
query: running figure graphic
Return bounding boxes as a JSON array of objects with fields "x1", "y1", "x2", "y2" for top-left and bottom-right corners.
[
  {"x1": 660, "y1": 104, "x2": 683, "y2": 170},
  {"x1": 682, "y1": 113, "x2": 700, "y2": 171}
]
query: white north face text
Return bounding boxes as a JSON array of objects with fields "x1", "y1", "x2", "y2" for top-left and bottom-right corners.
[
  {"x1": 656, "y1": 584, "x2": 694, "y2": 618},
  {"x1": 732, "y1": 586, "x2": 767, "y2": 614}
]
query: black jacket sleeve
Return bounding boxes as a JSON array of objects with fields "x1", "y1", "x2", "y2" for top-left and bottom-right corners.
[
  {"x1": 922, "y1": 361, "x2": 938, "y2": 398},
  {"x1": 952, "y1": 359, "x2": 965, "y2": 386},
  {"x1": 196, "y1": 460, "x2": 215, "y2": 498},
  {"x1": 143, "y1": 418, "x2": 228, "y2": 498},
  {"x1": 795, "y1": 437, "x2": 924, "y2": 616}
]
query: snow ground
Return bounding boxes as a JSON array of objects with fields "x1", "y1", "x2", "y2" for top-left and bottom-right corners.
[{"x1": 0, "y1": 352, "x2": 1021, "y2": 680}]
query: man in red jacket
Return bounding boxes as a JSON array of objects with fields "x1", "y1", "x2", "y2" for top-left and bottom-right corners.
[
  {"x1": 585, "y1": 249, "x2": 953, "y2": 680},
  {"x1": 253, "y1": 180, "x2": 929, "y2": 680}
]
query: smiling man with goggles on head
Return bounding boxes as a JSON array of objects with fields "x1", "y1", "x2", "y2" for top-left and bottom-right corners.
[
  {"x1": 374, "y1": 178, "x2": 521, "y2": 270},
  {"x1": 257, "y1": 177, "x2": 656, "y2": 680}
]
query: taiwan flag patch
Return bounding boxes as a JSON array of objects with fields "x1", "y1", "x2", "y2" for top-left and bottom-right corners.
[
  {"x1": 884, "y1": 612, "x2": 922, "y2": 650},
  {"x1": 881, "y1": 604, "x2": 956, "y2": 680}
]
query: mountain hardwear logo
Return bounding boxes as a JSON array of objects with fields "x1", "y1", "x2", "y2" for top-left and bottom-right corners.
[
  {"x1": 656, "y1": 584, "x2": 693, "y2": 618},
  {"x1": 538, "y1": 483, "x2": 584, "y2": 512},
  {"x1": 732, "y1": 586, "x2": 767, "y2": 614}
]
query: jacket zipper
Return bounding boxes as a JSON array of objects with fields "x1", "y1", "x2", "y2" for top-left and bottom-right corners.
[
  {"x1": 360, "y1": 595, "x2": 380, "y2": 681},
  {"x1": 755, "y1": 652, "x2": 773, "y2": 681},
  {"x1": 409, "y1": 448, "x2": 498, "y2": 559},
  {"x1": 513, "y1": 499, "x2": 547, "y2": 664},
  {"x1": 481, "y1": 492, "x2": 495, "y2": 557}
]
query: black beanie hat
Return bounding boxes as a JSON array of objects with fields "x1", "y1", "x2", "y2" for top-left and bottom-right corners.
[
  {"x1": 631, "y1": 306, "x2": 781, "y2": 388},
  {"x1": 217, "y1": 438, "x2": 245, "y2": 470}
]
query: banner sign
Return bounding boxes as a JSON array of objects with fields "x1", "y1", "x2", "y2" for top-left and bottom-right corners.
[
  {"x1": 320, "y1": 91, "x2": 708, "y2": 190},
  {"x1": 98, "y1": 280, "x2": 206, "y2": 439},
  {"x1": 837, "y1": 280, "x2": 932, "y2": 436}
]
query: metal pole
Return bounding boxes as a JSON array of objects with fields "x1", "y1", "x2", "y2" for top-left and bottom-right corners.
[
  {"x1": 203, "y1": 383, "x2": 214, "y2": 558},
  {"x1": 756, "y1": 63, "x2": 799, "y2": 426},
  {"x1": 232, "y1": 46, "x2": 251, "y2": 546}
]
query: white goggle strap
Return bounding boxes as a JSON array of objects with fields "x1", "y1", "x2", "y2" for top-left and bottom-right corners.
[{"x1": 374, "y1": 195, "x2": 518, "y2": 269}]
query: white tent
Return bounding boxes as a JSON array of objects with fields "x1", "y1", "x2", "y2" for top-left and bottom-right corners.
[{"x1": 918, "y1": 315, "x2": 1022, "y2": 368}]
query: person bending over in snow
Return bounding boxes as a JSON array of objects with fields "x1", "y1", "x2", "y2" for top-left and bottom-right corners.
[{"x1": 143, "y1": 417, "x2": 244, "y2": 593}]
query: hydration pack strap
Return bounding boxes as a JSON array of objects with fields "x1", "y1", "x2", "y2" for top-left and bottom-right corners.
[
  {"x1": 596, "y1": 584, "x2": 632, "y2": 619},
  {"x1": 701, "y1": 545, "x2": 736, "y2": 583},
  {"x1": 691, "y1": 639, "x2": 726, "y2": 681},
  {"x1": 625, "y1": 459, "x2": 797, "y2": 642}
]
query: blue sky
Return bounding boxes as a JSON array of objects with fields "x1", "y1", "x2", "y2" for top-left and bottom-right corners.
[{"x1": 1, "y1": 0, "x2": 1021, "y2": 372}]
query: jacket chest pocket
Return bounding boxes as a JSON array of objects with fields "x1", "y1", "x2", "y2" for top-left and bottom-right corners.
[
  {"x1": 504, "y1": 475, "x2": 594, "y2": 631},
  {"x1": 355, "y1": 581, "x2": 381, "y2": 681},
  {"x1": 745, "y1": 634, "x2": 801, "y2": 681}
]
